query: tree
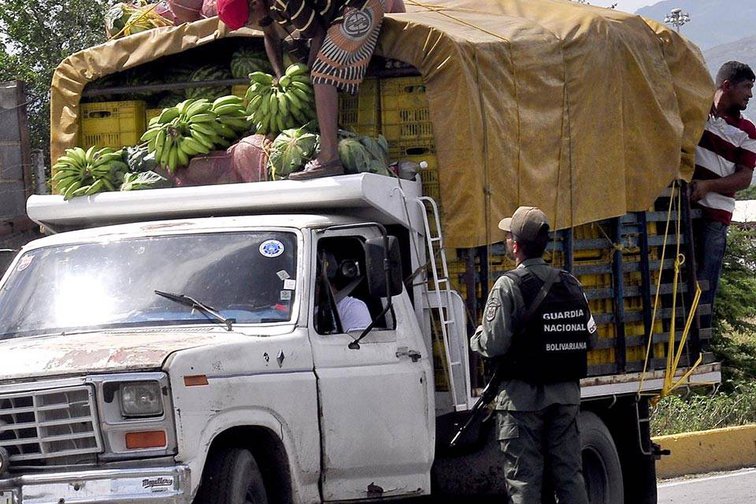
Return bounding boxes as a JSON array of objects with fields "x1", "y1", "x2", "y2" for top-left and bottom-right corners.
[
  {"x1": 712, "y1": 224, "x2": 756, "y2": 386},
  {"x1": 0, "y1": 0, "x2": 108, "y2": 163}
]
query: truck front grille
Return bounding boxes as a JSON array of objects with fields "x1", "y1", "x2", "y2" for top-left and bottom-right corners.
[{"x1": 0, "y1": 385, "x2": 102, "y2": 466}]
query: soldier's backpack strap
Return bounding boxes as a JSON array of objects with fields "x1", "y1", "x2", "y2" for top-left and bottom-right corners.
[{"x1": 503, "y1": 267, "x2": 560, "y2": 323}]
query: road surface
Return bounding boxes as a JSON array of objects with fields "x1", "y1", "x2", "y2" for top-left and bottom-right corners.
[{"x1": 657, "y1": 468, "x2": 756, "y2": 504}]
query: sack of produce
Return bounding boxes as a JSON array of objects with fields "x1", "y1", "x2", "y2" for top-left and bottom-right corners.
[
  {"x1": 201, "y1": 0, "x2": 218, "y2": 17},
  {"x1": 168, "y1": 0, "x2": 203, "y2": 23},
  {"x1": 168, "y1": 134, "x2": 270, "y2": 186},
  {"x1": 155, "y1": 1, "x2": 178, "y2": 24}
]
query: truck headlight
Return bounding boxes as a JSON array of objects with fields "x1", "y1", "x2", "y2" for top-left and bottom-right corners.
[{"x1": 120, "y1": 381, "x2": 163, "y2": 417}]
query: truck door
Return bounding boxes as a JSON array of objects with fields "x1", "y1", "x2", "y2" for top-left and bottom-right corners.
[{"x1": 309, "y1": 234, "x2": 434, "y2": 501}]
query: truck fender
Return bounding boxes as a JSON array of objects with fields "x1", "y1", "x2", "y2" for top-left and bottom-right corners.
[{"x1": 180, "y1": 408, "x2": 320, "y2": 504}]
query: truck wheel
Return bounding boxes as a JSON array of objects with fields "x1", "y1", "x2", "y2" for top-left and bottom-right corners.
[
  {"x1": 579, "y1": 411, "x2": 624, "y2": 504},
  {"x1": 196, "y1": 448, "x2": 269, "y2": 504}
]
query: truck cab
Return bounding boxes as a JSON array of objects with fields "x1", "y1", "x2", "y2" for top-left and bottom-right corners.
[{"x1": 0, "y1": 174, "x2": 464, "y2": 503}]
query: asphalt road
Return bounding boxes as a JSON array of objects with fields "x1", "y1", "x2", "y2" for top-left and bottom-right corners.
[{"x1": 657, "y1": 468, "x2": 756, "y2": 504}]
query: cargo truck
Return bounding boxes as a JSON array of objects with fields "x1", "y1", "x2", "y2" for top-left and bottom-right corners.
[
  {"x1": 0, "y1": 1, "x2": 720, "y2": 503},
  {"x1": 0, "y1": 173, "x2": 720, "y2": 504}
]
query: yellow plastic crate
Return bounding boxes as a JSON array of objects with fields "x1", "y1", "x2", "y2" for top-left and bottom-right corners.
[
  {"x1": 145, "y1": 108, "x2": 162, "y2": 125},
  {"x1": 380, "y1": 76, "x2": 434, "y2": 144},
  {"x1": 338, "y1": 78, "x2": 379, "y2": 136},
  {"x1": 79, "y1": 101, "x2": 146, "y2": 149},
  {"x1": 232, "y1": 84, "x2": 248, "y2": 99}
]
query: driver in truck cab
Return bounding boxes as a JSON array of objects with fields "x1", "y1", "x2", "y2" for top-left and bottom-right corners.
[{"x1": 471, "y1": 206, "x2": 596, "y2": 504}]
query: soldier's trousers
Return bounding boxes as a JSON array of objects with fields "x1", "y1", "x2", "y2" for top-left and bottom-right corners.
[{"x1": 497, "y1": 404, "x2": 588, "y2": 504}]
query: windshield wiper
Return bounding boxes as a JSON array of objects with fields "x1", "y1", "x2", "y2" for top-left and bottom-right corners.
[{"x1": 154, "y1": 290, "x2": 234, "y2": 331}]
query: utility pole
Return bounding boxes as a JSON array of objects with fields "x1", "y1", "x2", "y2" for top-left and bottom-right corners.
[{"x1": 664, "y1": 8, "x2": 691, "y2": 33}]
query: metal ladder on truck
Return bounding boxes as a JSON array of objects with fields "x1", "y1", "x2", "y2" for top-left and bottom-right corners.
[{"x1": 416, "y1": 196, "x2": 470, "y2": 412}]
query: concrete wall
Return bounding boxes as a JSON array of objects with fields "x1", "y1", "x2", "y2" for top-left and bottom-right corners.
[
  {"x1": 0, "y1": 81, "x2": 39, "y2": 249},
  {"x1": 0, "y1": 80, "x2": 32, "y2": 220},
  {"x1": 654, "y1": 424, "x2": 756, "y2": 478}
]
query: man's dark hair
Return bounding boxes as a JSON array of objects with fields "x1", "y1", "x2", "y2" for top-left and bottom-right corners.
[
  {"x1": 716, "y1": 61, "x2": 755, "y2": 88},
  {"x1": 516, "y1": 233, "x2": 549, "y2": 259}
]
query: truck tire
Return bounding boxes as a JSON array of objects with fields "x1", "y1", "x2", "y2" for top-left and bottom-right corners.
[
  {"x1": 196, "y1": 448, "x2": 269, "y2": 504},
  {"x1": 579, "y1": 411, "x2": 624, "y2": 504}
]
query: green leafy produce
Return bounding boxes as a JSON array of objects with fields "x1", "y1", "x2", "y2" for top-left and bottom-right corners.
[
  {"x1": 120, "y1": 171, "x2": 171, "y2": 191},
  {"x1": 337, "y1": 132, "x2": 391, "y2": 175},
  {"x1": 269, "y1": 127, "x2": 319, "y2": 179}
]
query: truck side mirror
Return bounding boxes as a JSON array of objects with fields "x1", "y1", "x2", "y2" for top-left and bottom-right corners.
[
  {"x1": 0, "y1": 249, "x2": 16, "y2": 277},
  {"x1": 365, "y1": 236, "x2": 403, "y2": 297}
]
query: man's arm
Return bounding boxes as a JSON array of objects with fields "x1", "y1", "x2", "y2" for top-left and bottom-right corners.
[
  {"x1": 690, "y1": 165, "x2": 754, "y2": 202},
  {"x1": 262, "y1": 25, "x2": 285, "y2": 78},
  {"x1": 470, "y1": 277, "x2": 517, "y2": 358}
]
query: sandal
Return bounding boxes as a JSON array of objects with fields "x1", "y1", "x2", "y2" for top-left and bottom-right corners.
[{"x1": 289, "y1": 158, "x2": 345, "y2": 180}]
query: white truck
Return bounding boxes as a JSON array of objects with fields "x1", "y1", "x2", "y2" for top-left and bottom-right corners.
[{"x1": 0, "y1": 173, "x2": 719, "y2": 504}]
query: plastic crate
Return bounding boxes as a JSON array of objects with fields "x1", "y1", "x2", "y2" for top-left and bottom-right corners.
[
  {"x1": 338, "y1": 78, "x2": 379, "y2": 136},
  {"x1": 79, "y1": 101, "x2": 146, "y2": 149},
  {"x1": 145, "y1": 108, "x2": 162, "y2": 125},
  {"x1": 380, "y1": 76, "x2": 434, "y2": 144},
  {"x1": 417, "y1": 155, "x2": 440, "y2": 203},
  {"x1": 232, "y1": 84, "x2": 248, "y2": 99}
]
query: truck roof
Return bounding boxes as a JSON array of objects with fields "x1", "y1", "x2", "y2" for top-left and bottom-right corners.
[
  {"x1": 18, "y1": 214, "x2": 357, "y2": 250},
  {"x1": 27, "y1": 173, "x2": 424, "y2": 234}
]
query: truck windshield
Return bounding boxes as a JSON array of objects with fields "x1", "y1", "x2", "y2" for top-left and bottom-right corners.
[{"x1": 0, "y1": 231, "x2": 298, "y2": 339}]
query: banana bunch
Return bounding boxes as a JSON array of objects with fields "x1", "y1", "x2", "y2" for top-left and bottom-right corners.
[
  {"x1": 141, "y1": 96, "x2": 251, "y2": 173},
  {"x1": 52, "y1": 146, "x2": 128, "y2": 200},
  {"x1": 245, "y1": 63, "x2": 317, "y2": 136},
  {"x1": 211, "y1": 95, "x2": 252, "y2": 141}
]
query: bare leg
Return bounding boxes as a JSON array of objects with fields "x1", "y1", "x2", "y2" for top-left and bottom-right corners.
[
  {"x1": 314, "y1": 82, "x2": 339, "y2": 163},
  {"x1": 288, "y1": 82, "x2": 344, "y2": 179}
]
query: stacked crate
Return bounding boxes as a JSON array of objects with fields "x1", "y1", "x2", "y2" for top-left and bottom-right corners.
[{"x1": 79, "y1": 101, "x2": 147, "y2": 150}]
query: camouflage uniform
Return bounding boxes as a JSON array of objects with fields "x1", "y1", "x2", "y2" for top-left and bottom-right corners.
[{"x1": 470, "y1": 258, "x2": 589, "y2": 504}]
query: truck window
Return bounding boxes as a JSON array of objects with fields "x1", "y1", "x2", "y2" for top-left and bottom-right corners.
[
  {"x1": 0, "y1": 231, "x2": 298, "y2": 339},
  {"x1": 315, "y1": 237, "x2": 392, "y2": 334}
]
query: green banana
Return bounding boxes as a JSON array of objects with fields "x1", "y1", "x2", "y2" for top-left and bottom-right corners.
[
  {"x1": 140, "y1": 126, "x2": 161, "y2": 143},
  {"x1": 190, "y1": 129, "x2": 216, "y2": 150},
  {"x1": 184, "y1": 99, "x2": 212, "y2": 118},
  {"x1": 157, "y1": 107, "x2": 180, "y2": 124},
  {"x1": 84, "y1": 179, "x2": 105, "y2": 196},
  {"x1": 249, "y1": 72, "x2": 273, "y2": 86},
  {"x1": 154, "y1": 128, "x2": 167, "y2": 162},
  {"x1": 213, "y1": 95, "x2": 243, "y2": 109},
  {"x1": 181, "y1": 136, "x2": 211, "y2": 155},
  {"x1": 189, "y1": 122, "x2": 219, "y2": 137},
  {"x1": 285, "y1": 63, "x2": 309, "y2": 77},
  {"x1": 188, "y1": 112, "x2": 218, "y2": 124},
  {"x1": 176, "y1": 143, "x2": 189, "y2": 168}
]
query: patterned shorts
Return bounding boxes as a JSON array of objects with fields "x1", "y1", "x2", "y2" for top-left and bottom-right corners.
[{"x1": 311, "y1": 0, "x2": 386, "y2": 94}]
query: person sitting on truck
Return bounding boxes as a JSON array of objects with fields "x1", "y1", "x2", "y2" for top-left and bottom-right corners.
[
  {"x1": 690, "y1": 61, "x2": 756, "y2": 326},
  {"x1": 218, "y1": 0, "x2": 404, "y2": 180},
  {"x1": 470, "y1": 206, "x2": 595, "y2": 504}
]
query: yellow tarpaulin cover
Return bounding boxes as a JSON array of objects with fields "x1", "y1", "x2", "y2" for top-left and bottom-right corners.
[{"x1": 49, "y1": 0, "x2": 714, "y2": 248}]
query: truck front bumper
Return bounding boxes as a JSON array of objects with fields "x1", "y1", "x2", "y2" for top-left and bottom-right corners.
[{"x1": 0, "y1": 465, "x2": 191, "y2": 504}]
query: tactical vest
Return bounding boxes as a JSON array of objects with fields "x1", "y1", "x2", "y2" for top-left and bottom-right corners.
[{"x1": 500, "y1": 267, "x2": 591, "y2": 383}]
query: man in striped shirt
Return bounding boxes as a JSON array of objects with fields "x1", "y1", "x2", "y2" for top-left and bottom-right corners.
[{"x1": 691, "y1": 61, "x2": 755, "y2": 324}]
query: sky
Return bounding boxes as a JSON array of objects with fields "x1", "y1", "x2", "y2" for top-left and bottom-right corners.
[{"x1": 589, "y1": 0, "x2": 655, "y2": 12}]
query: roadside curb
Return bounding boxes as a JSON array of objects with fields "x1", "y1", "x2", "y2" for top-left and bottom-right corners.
[{"x1": 652, "y1": 424, "x2": 756, "y2": 478}]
